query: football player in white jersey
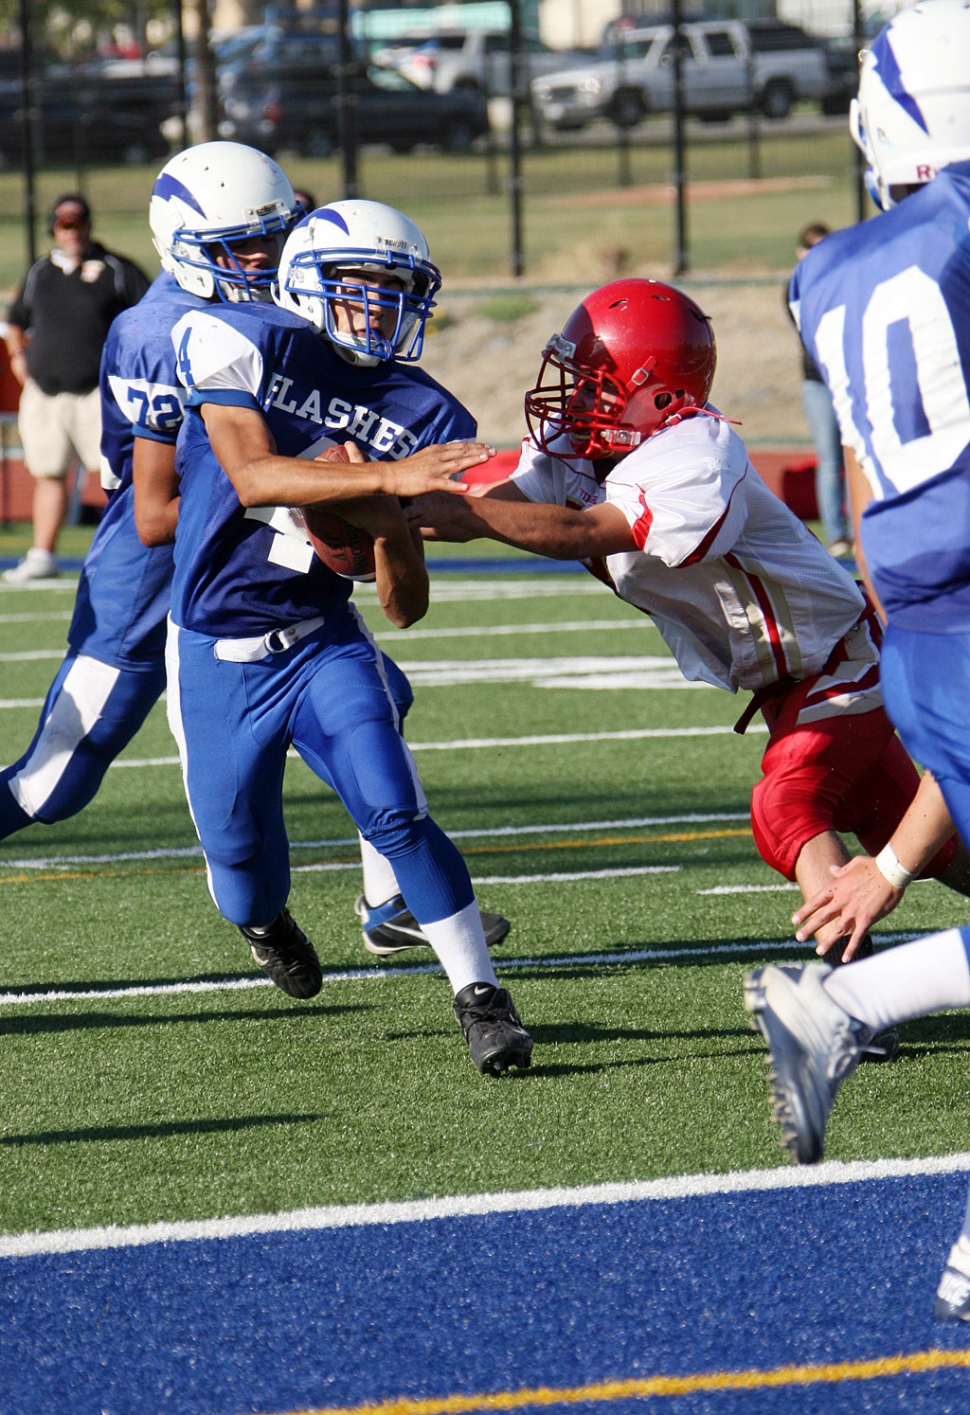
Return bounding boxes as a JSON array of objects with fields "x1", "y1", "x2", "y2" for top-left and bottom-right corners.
[
  {"x1": 413, "y1": 277, "x2": 970, "y2": 991},
  {"x1": 740, "y1": 0, "x2": 970, "y2": 1323}
]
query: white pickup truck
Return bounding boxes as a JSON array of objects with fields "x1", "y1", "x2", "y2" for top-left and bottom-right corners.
[{"x1": 532, "y1": 19, "x2": 831, "y2": 129}]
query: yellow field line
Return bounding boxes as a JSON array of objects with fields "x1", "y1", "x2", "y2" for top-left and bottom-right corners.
[
  {"x1": 463, "y1": 829, "x2": 751, "y2": 857},
  {"x1": 269, "y1": 1348, "x2": 970, "y2": 1415},
  {"x1": 0, "y1": 827, "x2": 753, "y2": 886}
]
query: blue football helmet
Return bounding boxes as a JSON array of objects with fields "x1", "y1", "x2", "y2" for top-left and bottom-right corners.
[
  {"x1": 149, "y1": 141, "x2": 299, "y2": 301},
  {"x1": 275, "y1": 200, "x2": 441, "y2": 365},
  {"x1": 851, "y1": 0, "x2": 970, "y2": 210}
]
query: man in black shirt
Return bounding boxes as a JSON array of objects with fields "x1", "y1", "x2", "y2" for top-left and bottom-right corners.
[{"x1": 3, "y1": 193, "x2": 149, "y2": 581}]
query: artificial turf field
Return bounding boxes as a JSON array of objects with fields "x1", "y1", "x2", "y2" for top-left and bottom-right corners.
[{"x1": 1, "y1": 548, "x2": 969, "y2": 1413}]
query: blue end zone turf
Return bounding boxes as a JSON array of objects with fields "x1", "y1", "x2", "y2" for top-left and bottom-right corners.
[{"x1": 2, "y1": 1171, "x2": 969, "y2": 1413}]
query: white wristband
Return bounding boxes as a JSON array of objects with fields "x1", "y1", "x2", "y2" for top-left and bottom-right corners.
[{"x1": 875, "y1": 843, "x2": 915, "y2": 890}]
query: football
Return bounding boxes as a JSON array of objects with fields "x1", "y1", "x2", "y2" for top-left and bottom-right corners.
[{"x1": 304, "y1": 443, "x2": 377, "y2": 581}]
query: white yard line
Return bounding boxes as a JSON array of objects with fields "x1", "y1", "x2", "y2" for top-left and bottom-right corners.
[
  {"x1": 375, "y1": 619, "x2": 650, "y2": 641},
  {"x1": 0, "y1": 811, "x2": 748, "y2": 871},
  {"x1": 0, "y1": 620, "x2": 649, "y2": 658},
  {"x1": 699, "y1": 883, "x2": 801, "y2": 895},
  {"x1": 0, "y1": 611, "x2": 72, "y2": 625},
  {"x1": 0, "y1": 1147, "x2": 964, "y2": 1259},
  {"x1": 0, "y1": 932, "x2": 918, "y2": 1013}
]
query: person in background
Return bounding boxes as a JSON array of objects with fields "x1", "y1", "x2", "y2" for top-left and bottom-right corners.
[
  {"x1": 791, "y1": 222, "x2": 851, "y2": 559},
  {"x1": 3, "y1": 193, "x2": 149, "y2": 582},
  {"x1": 291, "y1": 188, "x2": 317, "y2": 216}
]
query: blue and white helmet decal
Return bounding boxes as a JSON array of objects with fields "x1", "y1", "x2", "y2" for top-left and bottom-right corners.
[
  {"x1": 850, "y1": 0, "x2": 970, "y2": 210},
  {"x1": 274, "y1": 199, "x2": 441, "y2": 366},
  {"x1": 149, "y1": 141, "x2": 299, "y2": 301}
]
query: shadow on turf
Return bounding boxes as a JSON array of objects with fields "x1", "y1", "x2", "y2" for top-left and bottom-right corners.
[
  {"x1": 0, "y1": 1002, "x2": 365, "y2": 1037},
  {"x1": 0, "y1": 1113, "x2": 326, "y2": 1148}
]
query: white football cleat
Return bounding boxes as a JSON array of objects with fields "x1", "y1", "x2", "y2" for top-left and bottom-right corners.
[
  {"x1": 936, "y1": 1243, "x2": 970, "y2": 1322},
  {"x1": 744, "y1": 962, "x2": 867, "y2": 1164}
]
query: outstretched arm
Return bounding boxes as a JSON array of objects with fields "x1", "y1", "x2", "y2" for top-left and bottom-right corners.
[
  {"x1": 200, "y1": 403, "x2": 492, "y2": 505},
  {"x1": 412, "y1": 480, "x2": 638, "y2": 559}
]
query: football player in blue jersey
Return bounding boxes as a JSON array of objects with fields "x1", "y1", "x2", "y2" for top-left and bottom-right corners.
[
  {"x1": 164, "y1": 200, "x2": 532, "y2": 1075},
  {"x1": 0, "y1": 142, "x2": 299, "y2": 847},
  {"x1": 744, "y1": 0, "x2": 970, "y2": 1320}
]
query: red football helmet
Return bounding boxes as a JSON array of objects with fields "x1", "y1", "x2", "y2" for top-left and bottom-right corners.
[{"x1": 525, "y1": 279, "x2": 716, "y2": 461}]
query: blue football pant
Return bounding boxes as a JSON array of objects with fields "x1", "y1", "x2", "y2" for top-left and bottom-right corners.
[
  {"x1": 879, "y1": 623, "x2": 970, "y2": 850},
  {"x1": 0, "y1": 651, "x2": 166, "y2": 835},
  {"x1": 166, "y1": 618, "x2": 473, "y2": 929}
]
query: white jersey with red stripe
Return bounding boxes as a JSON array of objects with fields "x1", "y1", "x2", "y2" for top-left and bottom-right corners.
[{"x1": 511, "y1": 410, "x2": 866, "y2": 695}]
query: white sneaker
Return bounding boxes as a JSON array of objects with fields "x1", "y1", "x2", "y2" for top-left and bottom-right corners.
[{"x1": 2, "y1": 549, "x2": 58, "y2": 584}]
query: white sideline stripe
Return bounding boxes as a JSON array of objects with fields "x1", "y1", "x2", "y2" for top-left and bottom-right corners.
[
  {"x1": 3, "y1": 1151, "x2": 968, "y2": 1260},
  {"x1": 0, "y1": 932, "x2": 920, "y2": 1012},
  {"x1": 0, "y1": 698, "x2": 45, "y2": 708},
  {"x1": 0, "y1": 813, "x2": 749, "y2": 871}
]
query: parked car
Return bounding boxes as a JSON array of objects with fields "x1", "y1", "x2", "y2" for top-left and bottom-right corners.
[
  {"x1": 369, "y1": 30, "x2": 441, "y2": 71},
  {"x1": 396, "y1": 28, "x2": 590, "y2": 97},
  {"x1": 219, "y1": 61, "x2": 489, "y2": 157},
  {"x1": 531, "y1": 18, "x2": 829, "y2": 129},
  {"x1": 0, "y1": 68, "x2": 176, "y2": 167}
]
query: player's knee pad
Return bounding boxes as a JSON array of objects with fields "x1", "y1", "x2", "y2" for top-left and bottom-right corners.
[
  {"x1": 204, "y1": 851, "x2": 289, "y2": 929},
  {"x1": 363, "y1": 806, "x2": 430, "y2": 861}
]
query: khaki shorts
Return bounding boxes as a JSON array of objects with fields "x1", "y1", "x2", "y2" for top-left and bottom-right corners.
[{"x1": 18, "y1": 380, "x2": 102, "y2": 478}]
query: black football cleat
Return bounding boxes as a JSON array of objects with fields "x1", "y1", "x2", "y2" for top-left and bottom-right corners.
[
  {"x1": 355, "y1": 893, "x2": 511, "y2": 956},
  {"x1": 453, "y1": 982, "x2": 533, "y2": 1076},
  {"x1": 240, "y1": 908, "x2": 322, "y2": 999}
]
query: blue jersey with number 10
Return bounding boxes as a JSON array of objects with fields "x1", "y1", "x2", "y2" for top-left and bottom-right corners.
[
  {"x1": 791, "y1": 159, "x2": 970, "y2": 631},
  {"x1": 170, "y1": 301, "x2": 476, "y2": 638}
]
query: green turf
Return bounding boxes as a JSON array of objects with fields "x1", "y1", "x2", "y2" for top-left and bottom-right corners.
[{"x1": 0, "y1": 560, "x2": 968, "y2": 1237}]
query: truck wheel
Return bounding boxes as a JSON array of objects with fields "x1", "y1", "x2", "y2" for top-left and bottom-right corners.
[
  {"x1": 760, "y1": 80, "x2": 793, "y2": 120},
  {"x1": 610, "y1": 89, "x2": 644, "y2": 129}
]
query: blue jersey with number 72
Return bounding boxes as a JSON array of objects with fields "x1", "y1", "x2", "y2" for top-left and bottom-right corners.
[{"x1": 790, "y1": 159, "x2": 970, "y2": 630}]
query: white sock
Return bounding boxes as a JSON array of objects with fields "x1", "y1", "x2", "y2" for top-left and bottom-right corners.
[
  {"x1": 420, "y1": 899, "x2": 498, "y2": 996},
  {"x1": 359, "y1": 833, "x2": 400, "y2": 907},
  {"x1": 823, "y1": 928, "x2": 970, "y2": 1033}
]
